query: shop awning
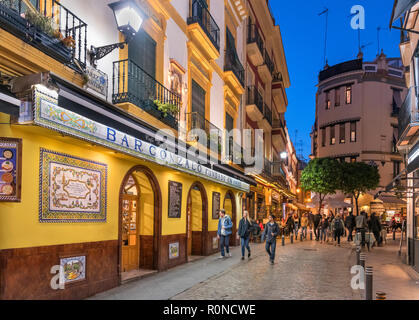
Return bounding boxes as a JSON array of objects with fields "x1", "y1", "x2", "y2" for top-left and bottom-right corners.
[
  {"x1": 295, "y1": 202, "x2": 310, "y2": 211},
  {"x1": 390, "y1": 0, "x2": 419, "y2": 25},
  {"x1": 375, "y1": 167, "x2": 419, "y2": 199},
  {"x1": 377, "y1": 196, "x2": 407, "y2": 205}
]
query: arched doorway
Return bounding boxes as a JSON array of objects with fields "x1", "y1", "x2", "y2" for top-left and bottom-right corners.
[
  {"x1": 224, "y1": 191, "x2": 237, "y2": 246},
  {"x1": 186, "y1": 182, "x2": 208, "y2": 260},
  {"x1": 119, "y1": 166, "x2": 162, "y2": 281}
]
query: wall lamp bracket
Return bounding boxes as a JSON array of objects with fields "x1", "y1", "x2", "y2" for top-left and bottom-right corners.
[{"x1": 89, "y1": 41, "x2": 127, "y2": 68}]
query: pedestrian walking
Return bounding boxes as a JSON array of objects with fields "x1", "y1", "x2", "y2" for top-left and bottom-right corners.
[
  {"x1": 345, "y1": 211, "x2": 356, "y2": 242},
  {"x1": 313, "y1": 212, "x2": 321, "y2": 241},
  {"x1": 263, "y1": 214, "x2": 279, "y2": 264},
  {"x1": 217, "y1": 209, "x2": 233, "y2": 258},
  {"x1": 300, "y1": 213, "x2": 308, "y2": 239},
  {"x1": 319, "y1": 216, "x2": 329, "y2": 244},
  {"x1": 369, "y1": 212, "x2": 382, "y2": 247},
  {"x1": 332, "y1": 214, "x2": 345, "y2": 246},
  {"x1": 293, "y1": 212, "x2": 300, "y2": 238},
  {"x1": 355, "y1": 211, "x2": 368, "y2": 248},
  {"x1": 286, "y1": 213, "x2": 294, "y2": 237},
  {"x1": 238, "y1": 210, "x2": 253, "y2": 260}
]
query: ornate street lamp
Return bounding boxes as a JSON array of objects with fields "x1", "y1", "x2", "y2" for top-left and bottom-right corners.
[
  {"x1": 90, "y1": 0, "x2": 145, "y2": 66},
  {"x1": 280, "y1": 152, "x2": 288, "y2": 160}
]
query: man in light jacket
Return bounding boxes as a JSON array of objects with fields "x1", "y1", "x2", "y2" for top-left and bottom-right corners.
[{"x1": 217, "y1": 209, "x2": 233, "y2": 258}]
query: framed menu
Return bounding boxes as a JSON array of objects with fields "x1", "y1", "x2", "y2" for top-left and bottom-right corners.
[
  {"x1": 212, "y1": 192, "x2": 221, "y2": 219},
  {"x1": 168, "y1": 181, "x2": 182, "y2": 218},
  {"x1": 0, "y1": 138, "x2": 22, "y2": 202}
]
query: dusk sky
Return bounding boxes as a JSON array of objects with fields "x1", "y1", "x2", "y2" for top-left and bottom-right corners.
[{"x1": 271, "y1": 0, "x2": 401, "y2": 161}]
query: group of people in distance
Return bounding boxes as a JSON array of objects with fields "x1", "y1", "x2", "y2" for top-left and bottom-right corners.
[{"x1": 217, "y1": 208, "x2": 403, "y2": 265}]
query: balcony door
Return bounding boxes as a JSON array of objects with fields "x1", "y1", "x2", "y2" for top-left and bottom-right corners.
[
  {"x1": 191, "y1": 80, "x2": 206, "y2": 131},
  {"x1": 128, "y1": 30, "x2": 157, "y2": 104}
]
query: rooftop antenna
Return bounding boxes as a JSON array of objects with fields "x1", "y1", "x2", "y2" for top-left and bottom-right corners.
[
  {"x1": 318, "y1": 7, "x2": 329, "y2": 67},
  {"x1": 377, "y1": 26, "x2": 381, "y2": 55},
  {"x1": 349, "y1": 11, "x2": 363, "y2": 55}
]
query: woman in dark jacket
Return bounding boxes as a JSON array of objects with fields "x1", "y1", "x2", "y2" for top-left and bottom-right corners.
[
  {"x1": 238, "y1": 210, "x2": 253, "y2": 260},
  {"x1": 285, "y1": 213, "x2": 294, "y2": 237}
]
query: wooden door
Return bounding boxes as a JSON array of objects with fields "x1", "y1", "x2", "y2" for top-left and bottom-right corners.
[{"x1": 122, "y1": 194, "x2": 140, "y2": 272}]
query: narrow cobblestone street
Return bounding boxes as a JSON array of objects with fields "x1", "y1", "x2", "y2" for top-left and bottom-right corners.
[
  {"x1": 92, "y1": 239, "x2": 363, "y2": 300},
  {"x1": 91, "y1": 234, "x2": 419, "y2": 300},
  {"x1": 172, "y1": 241, "x2": 359, "y2": 300}
]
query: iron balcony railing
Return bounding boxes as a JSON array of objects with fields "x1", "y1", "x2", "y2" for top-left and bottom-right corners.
[
  {"x1": 187, "y1": 0, "x2": 220, "y2": 52},
  {"x1": 264, "y1": 103, "x2": 272, "y2": 126},
  {"x1": 272, "y1": 161, "x2": 286, "y2": 179},
  {"x1": 186, "y1": 112, "x2": 222, "y2": 149},
  {"x1": 224, "y1": 50, "x2": 245, "y2": 87},
  {"x1": 264, "y1": 49, "x2": 274, "y2": 75},
  {"x1": 113, "y1": 59, "x2": 181, "y2": 130},
  {"x1": 398, "y1": 86, "x2": 419, "y2": 140},
  {"x1": 247, "y1": 24, "x2": 264, "y2": 53},
  {"x1": 246, "y1": 86, "x2": 264, "y2": 115},
  {"x1": 273, "y1": 72, "x2": 283, "y2": 83},
  {"x1": 264, "y1": 158, "x2": 272, "y2": 177},
  {"x1": 272, "y1": 118, "x2": 285, "y2": 130},
  {"x1": 0, "y1": 0, "x2": 87, "y2": 68}
]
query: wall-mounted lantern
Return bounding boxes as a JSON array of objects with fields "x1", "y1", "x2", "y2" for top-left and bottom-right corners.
[{"x1": 89, "y1": 0, "x2": 145, "y2": 67}]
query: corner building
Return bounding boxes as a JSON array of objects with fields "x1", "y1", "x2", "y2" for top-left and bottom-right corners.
[{"x1": 310, "y1": 53, "x2": 407, "y2": 214}]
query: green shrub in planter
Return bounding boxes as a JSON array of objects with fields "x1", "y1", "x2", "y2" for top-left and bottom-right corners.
[{"x1": 154, "y1": 100, "x2": 179, "y2": 118}]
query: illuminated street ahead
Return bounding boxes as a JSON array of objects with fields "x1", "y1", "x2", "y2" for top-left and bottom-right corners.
[{"x1": 91, "y1": 236, "x2": 419, "y2": 300}]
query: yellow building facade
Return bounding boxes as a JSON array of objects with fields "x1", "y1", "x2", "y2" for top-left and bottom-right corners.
[{"x1": 0, "y1": 0, "x2": 254, "y2": 299}]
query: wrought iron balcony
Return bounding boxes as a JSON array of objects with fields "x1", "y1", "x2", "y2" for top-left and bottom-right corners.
[
  {"x1": 0, "y1": 0, "x2": 87, "y2": 69},
  {"x1": 113, "y1": 59, "x2": 181, "y2": 130},
  {"x1": 272, "y1": 118, "x2": 285, "y2": 130},
  {"x1": 273, "y1": 72, "x2": 283, "y2": 83},
  {"x1": 224, "y1": 50, "x2": 245, "y2": 87},
  {"x1": 186, "y1": 112, "x2": 222, "y2": 149},
  {"x1": 187, "y1": 0, "x2": 220, "y2": 52},
  {"x1": 398, "y1": 86, "x2": 419, "y2": 144},
  {"x1": 246, "y1": 86, "x2": 264, "y2": 114},
  {"x1": 264, "y1": 49, "x2": 275, "y2": 75},
  {"x1": 272, "y1": 161, "x2": 286, "y2": 179},
  {"x1": 264, "y1": 158, "x2": 272, "y2": 177},
  {"x1": 247, "y1": 24, "x2": 263, "y2": 53},
  {"x1": 263, "y1": 103, "x2": 272, "y2": 126}
]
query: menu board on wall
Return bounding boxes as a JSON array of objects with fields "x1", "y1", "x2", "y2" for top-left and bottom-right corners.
[
  {"x1": 0, "y1": 138, "x2": 22, "y2": 202},
  {"x1": 168, "y1": 181, "x2": 182, "y2": 218},
  {"x1": 212, "y1": 192, "x2": 221, "y2": 219}
]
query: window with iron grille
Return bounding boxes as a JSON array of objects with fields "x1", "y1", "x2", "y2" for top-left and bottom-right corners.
[
  {"x1": 335, "y1": 88, "x2": 341, "y2": 106},
  {"x1": 345, "y1": 86, "x2": 352, "y2": 104},
  {"x1": 339, "y1": 123, "x2": 345, "y2": 144},
  {"x1": 330, "y1": 125, "x2": 336, "y2": 145},
  {"x1": 350, "y1": 122, "x2": 357, "y2": 142}
]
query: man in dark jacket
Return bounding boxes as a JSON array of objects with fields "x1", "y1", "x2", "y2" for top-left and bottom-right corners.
[
  {"x1": 345, "y1": 211, "x2": 356, "y2": 242},
  {"x1": 263, "y1": 214, "x2": 280, "y2": 264},
  {"x1": 369, "y1": 212, "x2": 382, "y2": 246},
  {"x1": 313, "y1": 213, "x2": 321, "y2": 241}
]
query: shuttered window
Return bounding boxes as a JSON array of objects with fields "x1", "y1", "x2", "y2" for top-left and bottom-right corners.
[
  {"x1": 191, "y1": 80, "x2": 206, "y2": 130},
  {"x1": 226, "y1": 113, "x2": 234, "y2": 131},
  {"x1": 129, "y1": 29, "x2": 156, "y2": 78}
]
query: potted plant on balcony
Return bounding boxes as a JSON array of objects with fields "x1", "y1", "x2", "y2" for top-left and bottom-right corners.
[{"x1": 154, "y1": 100, "x2": 180, "y2": 129}]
